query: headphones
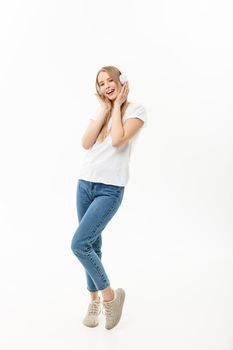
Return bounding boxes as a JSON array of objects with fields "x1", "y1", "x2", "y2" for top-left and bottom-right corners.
[{"x1": 119, "y1": 73, "x2": 127, "y2": 85}]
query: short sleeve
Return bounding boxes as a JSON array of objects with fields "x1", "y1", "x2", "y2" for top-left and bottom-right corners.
[{"x1": 124, "y1": 104, "x2": 147, "y2": 128}]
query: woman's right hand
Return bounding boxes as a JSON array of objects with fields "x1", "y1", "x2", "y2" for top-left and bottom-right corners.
[{"x1": 94, "y1": 93, "x2": 112, "y2": 113}]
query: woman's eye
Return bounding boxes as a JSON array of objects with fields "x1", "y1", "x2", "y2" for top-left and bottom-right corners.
[{"x1": 99, "y1": 79, "x2": 112, "y2": 87}]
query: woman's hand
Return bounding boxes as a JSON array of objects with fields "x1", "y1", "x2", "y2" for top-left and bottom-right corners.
[
  {"x1": 113, "y1": 81, "x2": 129, "y2": 108},
  {"x1": 95, "y1": 93, "x2": 112, "y2": 113}
]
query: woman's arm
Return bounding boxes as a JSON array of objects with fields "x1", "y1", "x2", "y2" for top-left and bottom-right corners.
[
  {"x1": 110, "y1": 105, "x2": 124, "y2": 145},
  {"x1": 111, "y1": 104, "x2": 144, "y2": 147},
  {"x1": 81, "y1": 109, "x2": 110, "y2": 149},
  {"x1": 110, "y1": 81, "x2": 143, "y2": 147}
]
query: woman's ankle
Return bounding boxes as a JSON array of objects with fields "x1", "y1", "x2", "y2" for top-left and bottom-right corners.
[
  {"x1": 90, "y1": 292, "x2": 100, "y2": 302},
  {"x1": 102, "y1": 287, "x2": 115, "y2": 302}
]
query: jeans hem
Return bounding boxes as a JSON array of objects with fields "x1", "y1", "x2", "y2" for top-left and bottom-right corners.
[{"x1": 87, "y1": 283, "x2": 110, "y2": 293}]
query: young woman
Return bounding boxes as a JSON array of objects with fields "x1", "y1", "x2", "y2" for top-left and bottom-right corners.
[{"x1": 71, "y1": 66, "x2": 147, "y2": 330}]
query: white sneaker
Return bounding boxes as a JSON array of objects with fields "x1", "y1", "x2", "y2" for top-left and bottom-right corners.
[
  {"x1": 82, "y1": 299, "x2": 101, "y2": 327},
  {"x1": 102, "y1": 288, "x2": 126, "y2": 330}
]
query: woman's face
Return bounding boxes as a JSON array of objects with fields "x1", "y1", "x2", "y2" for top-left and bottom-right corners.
[{"x1": 97, "y1": 71, "x2": 120, "y2": 101}]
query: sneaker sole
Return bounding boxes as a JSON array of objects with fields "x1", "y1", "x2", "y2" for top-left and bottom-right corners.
[{"x1": 83, "y1": 320, "x2": 99, "y2": 327}]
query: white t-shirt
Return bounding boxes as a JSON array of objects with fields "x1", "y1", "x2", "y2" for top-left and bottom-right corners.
[{"x1": 78, "y1": 102, "x2": 147, "y2": 186}]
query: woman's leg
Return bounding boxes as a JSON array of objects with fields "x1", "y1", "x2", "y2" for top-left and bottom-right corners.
[
  {"x1": 75, "y1": 180, "x2": 102, "y2": 295},
  {"x1": 85, "y1": 235, "x2": 103, "y2": 300},
  {"x1": 71, "y1": 181, "x2": 124, "y2": 292}
]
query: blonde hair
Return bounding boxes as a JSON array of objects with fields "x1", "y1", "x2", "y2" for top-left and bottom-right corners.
[{"x1": 95, "y1": 66, "x2": 128, "y2": 143}]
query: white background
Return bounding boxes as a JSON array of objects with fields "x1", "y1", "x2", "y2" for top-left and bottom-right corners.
[{"x1": 0, "y1": 0, "x2": 233, "y2": 349}]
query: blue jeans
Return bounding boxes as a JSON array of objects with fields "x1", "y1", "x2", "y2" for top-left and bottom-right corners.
[{"x1": 71, "y1": 179, "x2": 125, "y2": 292}]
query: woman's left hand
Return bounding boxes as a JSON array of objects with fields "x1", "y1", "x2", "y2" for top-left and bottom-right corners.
[{"x1": 113, "y1": 81, "x2": 129, "y2": 108}]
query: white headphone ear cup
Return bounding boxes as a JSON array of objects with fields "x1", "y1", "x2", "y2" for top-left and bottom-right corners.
[{"x1": 119, "y1": 74, "x2": 127, "y2": 85}]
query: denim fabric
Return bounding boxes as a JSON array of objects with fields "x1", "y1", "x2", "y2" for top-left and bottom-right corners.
[{"x1": 71, "y1": 179, "x2": 125, "y2": 292}]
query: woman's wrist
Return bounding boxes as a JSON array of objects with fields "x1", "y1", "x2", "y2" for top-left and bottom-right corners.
[
  {"x1": 101, "y1": 106, "x2": 111, "y2": 114},
  {"x1": 112, "y1": 103, "x2": 121, "y2": 110}
]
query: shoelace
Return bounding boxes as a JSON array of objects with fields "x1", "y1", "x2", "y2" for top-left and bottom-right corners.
[
  {"x1": 88, "y1": 301, "x2": 101, "y2": 315},
  {"x1": 102, "y1": 302, "x2": 113, "y2": 317}
]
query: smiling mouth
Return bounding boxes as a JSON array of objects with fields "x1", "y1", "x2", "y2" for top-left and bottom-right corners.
[{"x1": 106, "y1": 89, "x2": 115, "y2": 95}]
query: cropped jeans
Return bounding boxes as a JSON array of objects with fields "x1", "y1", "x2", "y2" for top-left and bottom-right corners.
[{"x1": 71, "y1": 179, "x2": 125, "y2": 292}]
